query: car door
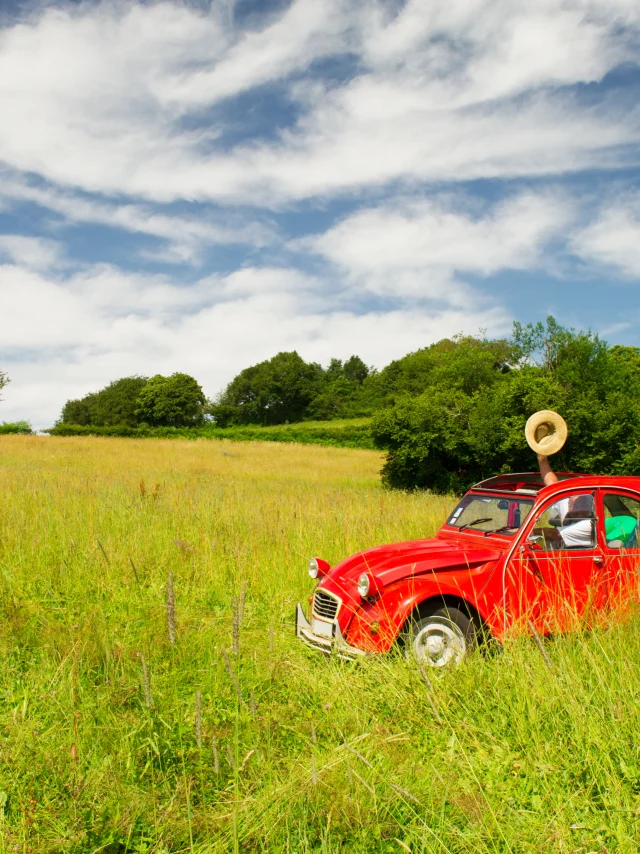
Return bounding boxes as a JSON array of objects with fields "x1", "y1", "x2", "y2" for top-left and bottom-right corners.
[
  {"x1": 509, "y1": 490, "x2": 606, "y2": 633},
  {"x1": 599, "y1": 489, "x2": 640, "y2": 611}
]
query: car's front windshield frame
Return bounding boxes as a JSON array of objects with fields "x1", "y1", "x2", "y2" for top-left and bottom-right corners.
[{"x1": 444, "y1": 492, "x2": 535, "y2": 537}]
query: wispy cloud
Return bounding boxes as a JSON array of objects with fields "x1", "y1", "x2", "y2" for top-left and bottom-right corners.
[
  {"x1": 302, "y1": 190, "x2": 574, "y2": 304},
  {"x1": 571, "y1": 192, "x2": 640, "y2": 277},
  {"x1": 0, "y1": 171, "x2": 276, "y2": 264},
  {"x1": 0, "y1": 234, "x2": 65, "y2": 270},
  {"x1": 0, "y1": 1, "x2": 638, "y2": 203}
]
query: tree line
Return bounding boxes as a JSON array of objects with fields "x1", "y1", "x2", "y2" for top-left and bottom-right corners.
[
  {"x1": 60, "y1": 374, "x2": 206, "y2": 428},
  {"x1": 58, "y1": 354, "x2": 373, "y2": 429},
  {"x1": 53, "y1": 317, "x2": 640, "y2": 492}
]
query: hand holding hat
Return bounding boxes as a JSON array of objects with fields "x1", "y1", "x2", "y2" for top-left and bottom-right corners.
[{"x1": 525, "y1": 410, "x2": 567, "y2": 456}]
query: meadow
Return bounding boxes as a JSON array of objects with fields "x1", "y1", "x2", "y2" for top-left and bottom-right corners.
[{"x1": 1, "y1": 436, "x2": 639, "y2": 853}]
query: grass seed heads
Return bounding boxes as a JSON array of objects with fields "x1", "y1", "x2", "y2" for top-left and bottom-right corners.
[
  {"x1": 166, "y1": 570, "x2": 177, "y2": 645},
  {"x1": 195, "y1": 689, "x2": 202, "y2": 749},
  {"x1": 140, "y1": 653, "x2": 153, "y2": 709}
]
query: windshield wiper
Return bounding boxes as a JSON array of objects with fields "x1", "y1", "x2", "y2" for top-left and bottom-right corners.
[
  {"x1": 458, "y1": 517, "x2": 492, "y2": 531},
  {"x1": 483, "y1": 525, "x2": 515, "y2": 537}
]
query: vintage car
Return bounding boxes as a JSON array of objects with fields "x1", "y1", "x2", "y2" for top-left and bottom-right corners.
[{"x1": 296, "y1": 472, "x2": 640, "y2": 666}]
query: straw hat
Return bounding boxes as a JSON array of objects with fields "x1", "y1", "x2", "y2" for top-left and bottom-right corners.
[{"x1": 525, "y1": 410, "x2": 567, "y2": 456}]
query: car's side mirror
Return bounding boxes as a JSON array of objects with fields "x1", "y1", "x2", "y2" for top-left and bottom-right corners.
[{"x1": 526, "y1": 534, "x2": 543, "y2": 546}]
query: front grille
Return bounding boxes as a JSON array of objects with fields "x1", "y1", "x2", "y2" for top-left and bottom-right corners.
[{"x1": 313, "y1": 589, "x2": 340, "y2": 620}]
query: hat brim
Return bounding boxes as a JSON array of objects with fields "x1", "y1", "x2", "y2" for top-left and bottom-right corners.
[{"x1": 525, "y1": 410, "x2": 567, "y2": 456}]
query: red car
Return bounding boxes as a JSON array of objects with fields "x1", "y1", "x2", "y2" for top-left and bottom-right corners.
[{"x1": 296, "y1": 472, "x2": 640, "y2": 666}]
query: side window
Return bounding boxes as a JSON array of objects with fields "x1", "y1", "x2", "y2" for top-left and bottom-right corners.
[
  {"x1": 532, "y1": 493, "x2": 596, "y2": 551},
  {"x1": 602, "y1": 493, "x2": 640, "y2": 550}
]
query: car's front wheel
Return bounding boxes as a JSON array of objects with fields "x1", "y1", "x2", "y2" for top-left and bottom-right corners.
[{"x1": 406, "y1": 606, "x2": 479, "y2": 668}]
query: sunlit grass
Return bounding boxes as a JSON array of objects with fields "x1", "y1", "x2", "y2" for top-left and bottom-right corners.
[{"x1": 1, "y1": 436, "x2": 639, "y2": 853}]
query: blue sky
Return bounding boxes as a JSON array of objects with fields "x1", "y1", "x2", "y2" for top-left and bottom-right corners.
[{"x1": 1, "y1": 0, "x2": 639, "y2": 428}]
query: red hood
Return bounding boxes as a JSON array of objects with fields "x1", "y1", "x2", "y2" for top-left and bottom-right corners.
[{"x1": 326, "y1": 534, "x2": 501, "y2": 589}]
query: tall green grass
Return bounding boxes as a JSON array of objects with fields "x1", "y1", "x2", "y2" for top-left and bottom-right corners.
[{"x1": 0, "y1": 435, "x2": 639, "y2": 853}]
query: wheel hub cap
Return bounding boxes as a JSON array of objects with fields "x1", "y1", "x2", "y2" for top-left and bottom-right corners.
[
  {"x1": 414, "y1": 618, "x2": 466, "y2": 667},
  {"x1": 426, "y1": 636, "x2": 444, "y2": 656}
]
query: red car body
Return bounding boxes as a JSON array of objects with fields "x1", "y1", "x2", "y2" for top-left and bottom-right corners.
[{"x1": 296, "y1": 472, "x2": 640, "y2": 663}]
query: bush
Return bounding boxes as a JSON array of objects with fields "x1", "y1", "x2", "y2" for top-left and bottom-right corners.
[
  {"x1": 44, "y1": 420, "x2": 375, "y2": 449},
  {"x1": 0, "y1": 421, "x2": 33, "y2": 435}
]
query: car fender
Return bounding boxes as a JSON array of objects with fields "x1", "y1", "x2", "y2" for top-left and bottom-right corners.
[
  {"x1": 389, "y1": 565, "x2": 499, "y2": 631},
  {"x1": 345, "y1": 561, "x2": 502, "y2": 652}
]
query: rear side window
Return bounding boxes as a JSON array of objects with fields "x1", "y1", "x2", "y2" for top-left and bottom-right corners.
[{"x1": 602, "y1": 493, "x2": 640, "y2": 550}]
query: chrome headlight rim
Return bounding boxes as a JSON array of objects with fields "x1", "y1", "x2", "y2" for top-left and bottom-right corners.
[{"x1": 308, "y1": 557, "x2": 319, "y2": 579}]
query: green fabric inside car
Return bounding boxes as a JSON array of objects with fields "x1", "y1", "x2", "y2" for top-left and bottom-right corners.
[{"x1": 605, "y1": 516, "x2": 638, "y2": 545}]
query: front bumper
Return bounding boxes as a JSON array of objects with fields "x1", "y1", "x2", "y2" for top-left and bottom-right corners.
[{"x1": 295, "y1": 603, "x2": 366, "y2": 660}]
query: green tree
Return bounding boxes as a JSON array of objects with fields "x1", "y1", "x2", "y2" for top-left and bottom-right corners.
[
  {"x1": 373, "y1": 320, "x2": 640, "y2": 492},
  {"x1": 135, "y1": 373, "x2": 205, "y2": 427},
  {"x1": 304, "y1": 355, "x2": 372, "y2": 420},
  {"x1": 90, "y1": 376, "x2": 148, "y2": 426},
  {"x1": 342, "y1": 355, "x2": 369, "y2": 384},
  {"x1": 61, "y1": 395, "x2": 96, "y2": 426},
  {"x1": 0, "y1": 369, "x2": 9, "y2": 400},
  {"x1": 306, "y1": 391, "x2": 347, "y2": 421},
  {"x1": 60, "y1": 377, "x2": 148, "y2": 426},
  {"x1": 213, "y1": 352, "x2": 323, "y2": 425},
  {"x1": 365, "y1": 335, "x2": 514, "y2": 407}
]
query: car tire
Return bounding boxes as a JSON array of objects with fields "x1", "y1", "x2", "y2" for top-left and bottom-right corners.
[{"x1": 406, "y1": 606, "x2": 479, "y2": 668}]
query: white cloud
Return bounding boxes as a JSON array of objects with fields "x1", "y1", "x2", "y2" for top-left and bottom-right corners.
[
  {"x1": 571, "y1": 195, "x2": 640, "y2": 277},
  {"x1": 0, "y1": 234, "x2": 65, "y2": 270},
  {"x1": 303, "y1": 190, "x2": 573, "y2": 303},
  {"x1": 160, "y1": 0, "x2": 359, "y2": 107},
  {"x1": 359, "y1": 0, "x2": 635, "y2": 103},
  {"x1": 0, "y1": 259, "x2": 510, "y2": 428},
  {"x1": 0, "y1": 0, "x2": 359, "y2": 200},
  {"x1": 0, "y1": 0, "x2": 638, "y2": 204},
  {"x1": 0, "y1": 172, "x2": 276, "y2": 264}
]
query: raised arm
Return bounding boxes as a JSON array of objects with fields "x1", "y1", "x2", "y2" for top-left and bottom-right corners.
[{"x1": 537, "y1": 454, "x2": 559, "y2": 486}]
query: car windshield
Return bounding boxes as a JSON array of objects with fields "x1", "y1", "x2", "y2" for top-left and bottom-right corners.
[{"x1": 446, "y1": 493, "x2": 534, "y2": 535}]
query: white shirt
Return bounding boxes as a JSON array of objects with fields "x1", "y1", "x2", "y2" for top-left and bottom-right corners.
[
  {"x1": 547, "y1": 497, "x2": 594, "y2": 548},
  {"x1": 558, "y1": 519, "x2": 593, "y2": 548}
]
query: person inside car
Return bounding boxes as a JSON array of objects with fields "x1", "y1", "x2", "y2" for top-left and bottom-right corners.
[
  {"x1": 523, "y1": 411, "x2": 595, "y2": 548},
  {"x1": 535, "y1": 453, "x2": 595, "y2": 548}
]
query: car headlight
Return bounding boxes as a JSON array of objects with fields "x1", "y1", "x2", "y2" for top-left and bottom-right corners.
[
  {"x1": 357, "y1": 572, "x2": 370, "y2": 598},
  {"x1": 308, "y1": 557, "x2": 330, "y2": 579}
]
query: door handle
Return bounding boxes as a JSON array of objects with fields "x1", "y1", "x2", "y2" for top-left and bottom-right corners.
[{"x1": 594, "y1": 556, "x2": 604, "y2": 566}]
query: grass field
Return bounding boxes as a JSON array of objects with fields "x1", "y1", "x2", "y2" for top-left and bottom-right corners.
[{"x1": 1, "y1": 436, "x2": 640, "y2": 853}]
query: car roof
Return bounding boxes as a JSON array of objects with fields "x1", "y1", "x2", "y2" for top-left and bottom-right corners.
[
  {"x1": 472, "y1": 472, "x2": 640, "y2": 497},
  {"x1": 472, "y1": 472, "x2": 587, "y2": 494}
]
